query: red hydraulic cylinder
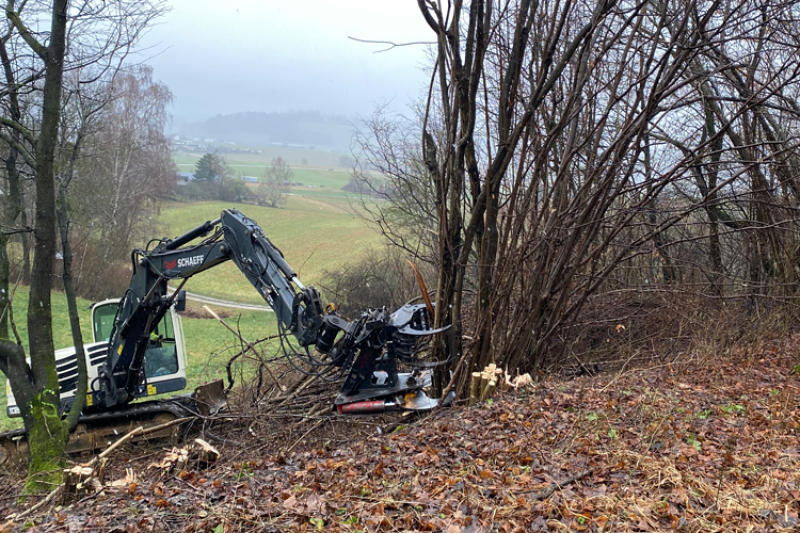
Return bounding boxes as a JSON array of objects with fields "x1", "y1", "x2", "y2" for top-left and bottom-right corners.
[{"x1": 337, "y1": 400, "x2": 394, "y2": 415}]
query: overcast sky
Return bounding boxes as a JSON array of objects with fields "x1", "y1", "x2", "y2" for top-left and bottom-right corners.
[{"x1": 137, "y1": 0, "x2": 435, "y2": 125}]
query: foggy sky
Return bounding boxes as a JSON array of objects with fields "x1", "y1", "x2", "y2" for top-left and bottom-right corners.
[{"x1": 138, "y1": 1, "x2": 435, "y2": 125}]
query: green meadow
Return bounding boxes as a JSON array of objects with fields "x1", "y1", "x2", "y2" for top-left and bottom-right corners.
[
  {"x1": 155, "y1": 197, "x2": 379, "y2": 304},
  {"x1": 173, "y1": 150, "x2": 353, "y2": 192},
  {"x1": 173, "y1": 145, "x2": 346, "y2": 169}
]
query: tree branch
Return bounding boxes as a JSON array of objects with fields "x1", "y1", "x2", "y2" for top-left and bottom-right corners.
[
  {"x1": 0, "y1": 115, "x2": 34, "y2": 146},
  {"x1": 5, "y1": 1, "x2": 48, "y2": 61},
  {"x1": 0, "y1": 69, "x2": 45, "y2": 100},
  {"x1": 0, "y1": 223, "x2": 34, "y2": 236},
  {"x1": 416, "y1": 0, "x2": 441, "y2": 32},
  {"x1": 0, "y1": 130, "x2": 35, "y2": 168},
  {"x1": 348, "y1": 36, "x2": 436, "y2": 53},
  {"x1": 0, "y1": 340, "x2": 25, "y2": 387}
]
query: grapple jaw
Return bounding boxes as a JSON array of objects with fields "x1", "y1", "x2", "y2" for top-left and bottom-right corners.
[{"x1": 332, "y1": 303, "x2": 454, "y2": 416}]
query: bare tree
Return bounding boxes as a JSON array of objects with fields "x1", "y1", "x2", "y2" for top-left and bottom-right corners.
[
  {"x1": 72, "y1": 64, "x2": 175, "y2": 266},
  {"x1": 353, "y1": 0, "x2": 800, "y2": 398},
  {"x1": 0, "y1": 0, "x2": 69, "y2": 494},
  {"x1": 259, "y1": 156, "x2": 291, "y2": 208},
  {"x1": 0, "y1": 0, "x2": 169, "y2": 493},
  {"x1": 352, "y1": 108, "x2": 440, "y2": 264}
]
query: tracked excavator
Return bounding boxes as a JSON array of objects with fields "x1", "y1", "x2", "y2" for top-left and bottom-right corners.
[{"x1": 2, "y1": 209, "x2": 449, "y2": 462}]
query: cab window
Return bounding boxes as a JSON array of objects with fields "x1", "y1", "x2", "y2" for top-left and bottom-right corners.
[{"x1": 92, "y1": 303, "x2": 118, "y2": 342}]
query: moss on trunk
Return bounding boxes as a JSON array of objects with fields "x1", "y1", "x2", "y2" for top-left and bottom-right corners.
[{"x1": 22, "y1": 390, "x2": 68, "y2": 495}]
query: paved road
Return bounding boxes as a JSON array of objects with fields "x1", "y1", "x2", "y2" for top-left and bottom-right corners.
[{"x1": 169, "y1": 288, "x2": 273, "y2": 312}]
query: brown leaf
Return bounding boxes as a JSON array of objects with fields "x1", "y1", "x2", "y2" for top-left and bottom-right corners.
[{"x1": 282, "y1": 495, "x2": 300, "y2": 512}]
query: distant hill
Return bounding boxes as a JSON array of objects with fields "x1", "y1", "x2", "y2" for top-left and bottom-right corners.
[{"x1": 178, "y1": 111, "x2": 354, "y2": 150}]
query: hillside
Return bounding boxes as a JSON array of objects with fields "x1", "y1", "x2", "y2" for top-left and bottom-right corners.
[
  {"x1": 178, "y1": 111, "x2": 354, "y2": 150},
  {"x1": 3, "y1": 345, "x2": 799, "y2": 532}
]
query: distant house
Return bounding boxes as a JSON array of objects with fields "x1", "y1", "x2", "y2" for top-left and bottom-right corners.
[
  {"x1": 241, "y1": 176, "x2": 258, "y2": 183},
  {"x1": 177, "y1": 172, "x2": 195, "y2": 185}
]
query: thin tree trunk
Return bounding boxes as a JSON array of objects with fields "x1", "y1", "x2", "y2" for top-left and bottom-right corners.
[
  {"x1": 0, "y1": 38, "x2": 26, "y2": 337},
  {"x1": 14, "y1": 0, "x2": 70, "y2": 494},
  {"x1": 59, "y1": 135, "x2": 87, "y2": 431}
]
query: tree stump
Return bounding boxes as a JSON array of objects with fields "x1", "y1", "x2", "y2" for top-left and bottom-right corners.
[
  {"x1": 63, "y1": 465, "x2": 97, "y2": 502},
  {"x1": 194, "y1": 438, "x2": 220, "y2": 466}
]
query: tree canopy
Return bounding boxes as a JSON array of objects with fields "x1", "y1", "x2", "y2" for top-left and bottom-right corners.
[{"x1": 193, "y1": 153, "x2": 229, "y2": 182}]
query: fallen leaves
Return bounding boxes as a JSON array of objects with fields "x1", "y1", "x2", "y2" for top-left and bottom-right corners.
[{"x1": 3, "y1": 346, "x2": 800, "y2": 532}]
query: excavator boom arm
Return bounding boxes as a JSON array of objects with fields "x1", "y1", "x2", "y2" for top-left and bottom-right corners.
[{"x1": 99, "y1": 209, "x2": 324, "y2": 407}]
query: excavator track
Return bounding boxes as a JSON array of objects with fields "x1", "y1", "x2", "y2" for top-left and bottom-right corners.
[{"x1": 0, "y1": 380, "x2": 226, "y2": 466}]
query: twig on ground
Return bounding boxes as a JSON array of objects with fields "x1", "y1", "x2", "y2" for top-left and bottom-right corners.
[
  {"x1": 521, "y1": 468, "x2": 595, "y2": 501},
  {"x1": 285, "y1": 419, "x2": 324, "y2": 453},
  {"x1": 88, "y1": 417, "x2": 191, "y2": 467},
  {"x1": 2, "y1": 485, "x2": 63, "y2": 528}
]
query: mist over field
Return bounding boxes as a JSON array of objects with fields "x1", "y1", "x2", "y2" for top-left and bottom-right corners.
[{"x1": 176, "y1": 111, "x2": 355, "y2": 151}]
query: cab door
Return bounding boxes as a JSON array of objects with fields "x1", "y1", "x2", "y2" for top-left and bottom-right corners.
[{"x1": 91, "y1": 299, "x2": 186, "y2": 390}]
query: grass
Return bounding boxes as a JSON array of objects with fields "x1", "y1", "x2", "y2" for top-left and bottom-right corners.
[
  {"x1": 1, "y1": 286, "x2": 95, "y2": 432},
  {"x1": 173, "y1": 149, "x2": 353, "y2": 192},
  {"x1": 287, "y1": 188, "x2": 351, "y2": 198},
  {"x1": 173, "y1": 145, "x2": 348, "y2": 168},
  {"x1": 287, "y1": 168, "x2": 352, "y2": 189},
  {"x1": 154, "y1": 199, "x2": 380, "y2": 305},
  {"x1": 174, "y1": 150, "x2": 362, "y2": 199},
  {"x1": 175, "y1": 164, "x2": 353, "y2": 191},
  {"x1": 179, "y1": 305, "x2": 281, "y2": 390},
  {"x1": 2, "y1": 287, "x2": 95, "y2": 349}
]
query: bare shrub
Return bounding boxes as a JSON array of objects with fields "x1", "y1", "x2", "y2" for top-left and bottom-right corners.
[
  {"x1": 65, "y1": 241, "x2": 132, "y2": 302},
  {"x1": 554, "y1": 290, "x2": 800, "y2": 376},
  {"x1": 320, "y1": 247, "x2": 435, "y2": 318}
]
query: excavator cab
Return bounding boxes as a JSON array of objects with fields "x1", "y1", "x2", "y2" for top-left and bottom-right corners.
[
  {"x1": 92, "y1": 300, "x2": 181, "y2": 379},
  {"x1": 5, "y1": 298, "x2": 188, "y2": 417}
]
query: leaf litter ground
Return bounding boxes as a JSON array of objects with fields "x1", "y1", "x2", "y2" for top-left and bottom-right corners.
[{"x1": 1, "y1": 342, "x2": 799, "y2": 532}]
